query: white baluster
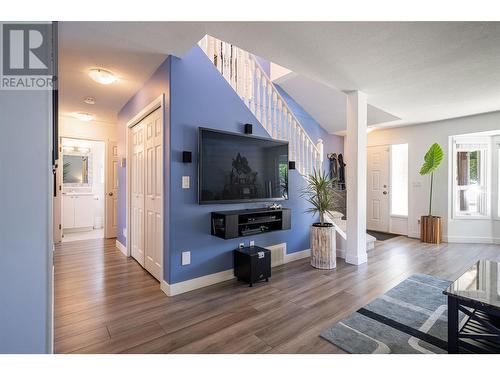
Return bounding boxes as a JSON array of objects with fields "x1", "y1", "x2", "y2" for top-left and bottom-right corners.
[
  {"x1": 261, "y1": 78, "x2": 267, "y2": 131},
  {"x1": 272, "y1": 92, "x2": 277, "y2": 138},
  {"x1": 277, "y1": 99, "x2": 283, "y2": 139},
  {"x1": 299, "y1": 130, "x2": 304, "y2": 174},
  {"x1": 267, "y1": 84, "x2": 272, "y2": 136},
  {"x1": 255, "y1": 69, "x2": 261, "y2": 123},
  {"x1": 286, "y1": 112, "x2": 292, "y2": 142}
]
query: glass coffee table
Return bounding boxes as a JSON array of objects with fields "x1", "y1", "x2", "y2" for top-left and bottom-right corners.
[{"x1": 443, "y1": 260, "x2": 500, "y2": 354}]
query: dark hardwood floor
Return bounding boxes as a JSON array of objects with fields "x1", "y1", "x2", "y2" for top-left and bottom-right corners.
[{"x1": 54, "y1": 237, "x2": 500, "y2": 354}]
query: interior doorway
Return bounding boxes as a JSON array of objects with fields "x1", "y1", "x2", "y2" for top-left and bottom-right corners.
[
  {"x1": 59, "y1": 138, "x2": 106, "y2": 242},
  {"x1": 367, "y1": 144, "x2": 409, "y2": 236}
]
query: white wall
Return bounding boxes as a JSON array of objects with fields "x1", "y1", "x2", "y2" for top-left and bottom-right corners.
[
  {"x1": 59, "y1": 116, "x2": 117, "y2": 142},
  {"x1": 0, "y1": 90, "x2": 53, "y2": 353},
  {"x1": 368, "y1": 111, "x2": 500, "y2": 242}
]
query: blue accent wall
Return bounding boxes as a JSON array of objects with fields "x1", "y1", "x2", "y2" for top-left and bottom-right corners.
[
  {"x1": 117, "y1": 45, "x2": 344, "y2": 285},
  {"x1": 167, "y1": 46, "x2": 343, "y2": 283}
]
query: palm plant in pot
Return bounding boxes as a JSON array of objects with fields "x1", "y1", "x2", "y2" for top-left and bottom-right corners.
[
  {"x1": 301, "y1": 169, "x2": 343, "y2": 269},
  {"x1": 419, "y1": 143, "x2": 444, "y2": 244}
]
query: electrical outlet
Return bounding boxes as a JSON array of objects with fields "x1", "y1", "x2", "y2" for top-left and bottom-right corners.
[
  {"x1": 182, "y1": 251, "x2": 191, "y2": 265},
  {"x1": 239, "y1": 242, "x2": 245, "y2": 249},
  {"x1": 182, "y1": 176, "x2": 190, "y2": 189},
  {"x1": 250, "y1": 240, "x2": 255, "y2": 247}
]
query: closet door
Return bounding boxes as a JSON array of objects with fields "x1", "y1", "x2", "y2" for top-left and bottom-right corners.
[
  {"x1": 131, "y1": 121, "x2": 145, "y2": 266},
  {"x1": 144, "y1": 108, "x2": 163, "y2": 281}
]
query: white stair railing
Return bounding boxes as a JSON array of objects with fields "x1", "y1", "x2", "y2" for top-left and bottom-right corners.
[{"x1": 198, "y1": 35, "x2": 323, "y2": 176}]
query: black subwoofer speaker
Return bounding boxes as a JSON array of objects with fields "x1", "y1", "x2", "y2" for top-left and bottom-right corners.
[
  {"x1": 234, "y1": 246, "x2": 271, "y2": 287},
  {"x1": 244, "y1": 123, "x2": 253, "y2": 134}
]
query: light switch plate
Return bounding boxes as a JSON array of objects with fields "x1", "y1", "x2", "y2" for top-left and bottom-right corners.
[
  {"x1": 123, "y1": 228, "x2": 127, "y2": 238},
  {"x1": 182, "y1": 251, "x2": 191, "y2": 265},
  {"x1": 182, "y1": 176, "x2": 190, "y2": 189}
]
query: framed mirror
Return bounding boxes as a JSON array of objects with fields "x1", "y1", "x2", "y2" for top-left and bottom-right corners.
[{"x1": 63, "y1": 153, "x2": 92, "y2": 187}]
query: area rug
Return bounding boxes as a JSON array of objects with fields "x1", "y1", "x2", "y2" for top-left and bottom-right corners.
[
  {"x1": 320, "y1": 274, "x2": 459, "y2": 354},
  {"x1": 367, "y1": 230, "x2": 400, "y2": 241}
]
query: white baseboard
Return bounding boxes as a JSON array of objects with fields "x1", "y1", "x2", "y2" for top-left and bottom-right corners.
[
  {"x1": 161, "y1": 246, "x2": 314, "y2": 297},
  {"x1": 160, "y1": 269, "x2": 235, "y2": 297},
  {"x1": 283, "y1": 248, "x2": 311, "y2": 263},
  {"x1": 445, "y1": 235, "x2": 499, "y2": 244},
  {"x1": 115, "y1": 240, "x2": 127, "y2": 256}
]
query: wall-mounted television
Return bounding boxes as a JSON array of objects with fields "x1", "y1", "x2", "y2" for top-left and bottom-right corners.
[{"x1": 198, "y1": 128, "x2": 289, "y2": 204}]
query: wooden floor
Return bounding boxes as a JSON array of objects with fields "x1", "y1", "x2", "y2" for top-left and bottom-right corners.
[{"x1": 54, "y1": 237, "x2": 500, "y2": 354}]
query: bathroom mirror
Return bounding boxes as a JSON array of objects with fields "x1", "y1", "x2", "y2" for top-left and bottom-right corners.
[{"x1": 63, "y1": 154, "x2": 90, "y2": 185}]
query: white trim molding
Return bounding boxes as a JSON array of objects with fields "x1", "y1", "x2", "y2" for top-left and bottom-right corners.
[
  {"x1": 115, "y1": 240, "x2": 127, "y2": 256},
  {"x1": 160, "y1": 247, "x2": 313, "y2": 297},
  {"x1": 125, "y1": 94, "x2": 165, "y2": 262},
  {"x1": 445, "y1": 235, "x2": 500, "y2": 244},
  {"x1": 161, "y1": 269, "x2": 235, "y2": 297},
  {"x1": 284, "y1": 248, "x2": 311, "y2": 263}
]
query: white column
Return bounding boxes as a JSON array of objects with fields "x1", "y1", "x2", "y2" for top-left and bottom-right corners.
[{"x1": 346, "y1": 91, "x2": 368, "y2": 265}]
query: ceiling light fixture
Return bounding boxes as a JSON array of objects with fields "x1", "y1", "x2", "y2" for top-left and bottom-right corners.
[
  {"x1": 88, "y1": 68, "x2": 117, "y2": 85},
  {"x1": 72, "y1": 112, "x2": 94, "y2": 122},
  {"x1": 83, "y1": 96, "x2": 96, "y2": 105}
]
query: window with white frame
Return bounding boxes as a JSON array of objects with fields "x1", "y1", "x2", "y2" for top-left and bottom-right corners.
[
  {"x1": 390, "y1": 144, "x2": 408, "y2": 216},
  {"x1": 453, "y1": 139, "x2": 489, "y2": 217},
  {"x1": 497, "y1": 141, "x2": 500, "y2": 218}
]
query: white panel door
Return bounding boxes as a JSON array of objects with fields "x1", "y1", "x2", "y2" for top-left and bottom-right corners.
[
  {"x1": 105, "y1": 141, "x2": 119, "y2": 238},
  {"x1": 367, "y1": 145, "x2": 390, "y2": 232},
  {"x1": 131, "y1": 122, "x2": 145, "y2": 266},
  {"x1": 144, "y1": 109, "x2": 163, "y2": 281}
]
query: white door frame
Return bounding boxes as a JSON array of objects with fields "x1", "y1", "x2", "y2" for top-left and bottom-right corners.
[
  {"x1": 125, "y1": 95, "x2": 165, "y2": 262},
  {"x1": 57, "y1": 136, "x2": 112, "y2": 238}
]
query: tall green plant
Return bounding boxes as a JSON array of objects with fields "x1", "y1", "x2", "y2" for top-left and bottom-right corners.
[
  {"x1": 301, "y1": 169, "x2": 343, "y2": 225},
  {"x1": 419, "y1": 143, "x2": 444, "y2": 217}
]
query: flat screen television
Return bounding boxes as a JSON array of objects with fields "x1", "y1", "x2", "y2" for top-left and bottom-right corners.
[{"x1": 199, "y1": 127, "x2": 289, "y2": 204}]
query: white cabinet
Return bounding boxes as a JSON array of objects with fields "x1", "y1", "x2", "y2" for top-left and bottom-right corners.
[
  {"x1": 63, "y1": 195, "x2": 75, "y2": 228},
  {"x1": 63, "y1": 194, "x2": 94, "y2": 229}
]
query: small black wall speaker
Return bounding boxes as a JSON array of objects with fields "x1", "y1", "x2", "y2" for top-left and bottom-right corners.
[
  {"x1": 288, "y1": 161, "x2": 296, "y2": 170},
  {"x1": 244, "y1": 123, "x2": 253, "y2": 134},
  {"x1": 182, "y1": 151, "x2": 192, "y2": 163}
]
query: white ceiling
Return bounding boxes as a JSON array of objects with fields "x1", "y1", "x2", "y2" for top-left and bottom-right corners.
[
  {"x1": 275, "y1": 72, "x2": 400, "y2": 133},
  {"x1": 59, "y1": 22, "x2": 206, "y2": 124},
  {"x1": 59, "y1": 21, "x2": 500, "y2": 129}
]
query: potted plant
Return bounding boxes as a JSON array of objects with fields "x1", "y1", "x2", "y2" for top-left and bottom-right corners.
[
  {"x1": 419, "y1": 143, "x2": 444, "y2": 244},
  {"x1": 301, "y1": 169, "x2": 343, "y2": 269}
]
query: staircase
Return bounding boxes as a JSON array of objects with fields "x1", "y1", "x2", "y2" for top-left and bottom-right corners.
[{"x1": 198, "y1": 35, "x2": 323, "y2": 177}]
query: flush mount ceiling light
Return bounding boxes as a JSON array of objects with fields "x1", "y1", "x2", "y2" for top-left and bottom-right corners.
[
  {"x1": 83, "y1": 96, "x2": 96, "y2": 105},
  {"x1": 72, "y1": 112, "x2": 94, "y2": 122},
  {"x1": 88, "y1": 68, "x2": 117, "y2": 85}
]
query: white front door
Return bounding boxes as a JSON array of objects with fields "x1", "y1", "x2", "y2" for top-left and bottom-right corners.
[
  {"x1": 131, "y1": 122, "x2": 145, "y2": 266},
  {"x1": 367, "y1": 145, "x2": 390, "y2": 232},
  {"x1": 144, "y1": 109, "x2": 163, "y2": 281},
  {"x1": 105, "y1": 141, "x2": 119, "y2": 238}
]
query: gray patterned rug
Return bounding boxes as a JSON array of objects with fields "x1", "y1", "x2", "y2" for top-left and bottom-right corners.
[{"x1": 320, "y1": 274, "x2": 458, "y2": 354}]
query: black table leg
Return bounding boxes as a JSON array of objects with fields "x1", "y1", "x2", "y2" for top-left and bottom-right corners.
[{"x1": 448, "y1": 295, "x2": 459, "y2": 354}]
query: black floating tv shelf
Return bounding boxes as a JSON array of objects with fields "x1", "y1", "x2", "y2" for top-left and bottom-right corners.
[{"x1": 211, "y1": 208, "x2": 291, "y2": 239}]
